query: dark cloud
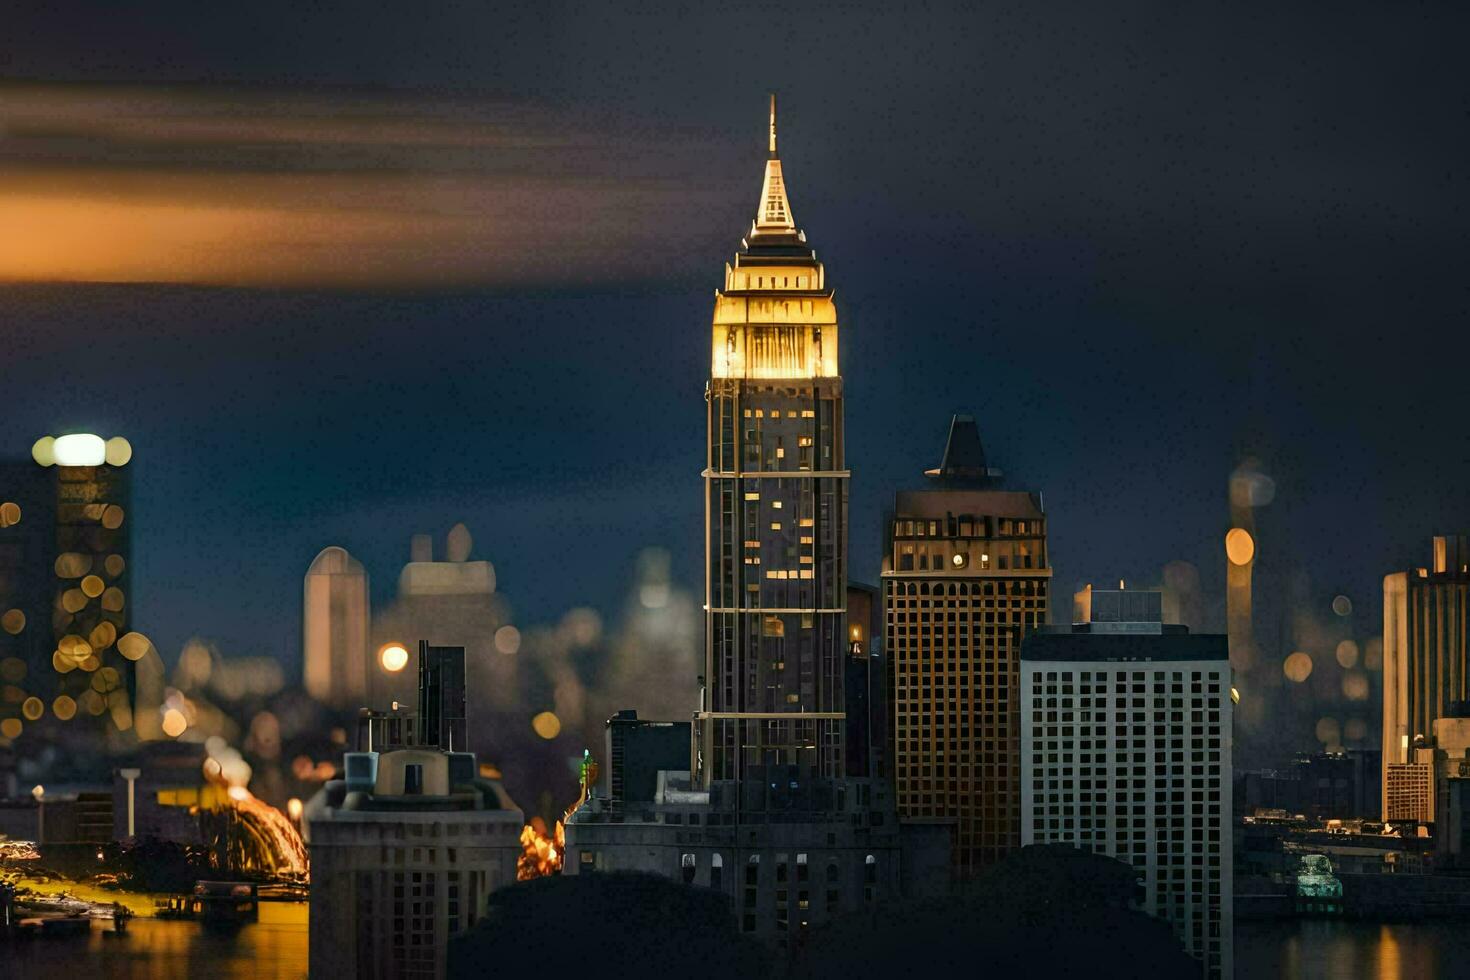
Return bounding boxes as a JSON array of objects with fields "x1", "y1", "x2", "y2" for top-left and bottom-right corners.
[{"x1": 2, "y1": 1, "x2": 1466, "y2": 762}]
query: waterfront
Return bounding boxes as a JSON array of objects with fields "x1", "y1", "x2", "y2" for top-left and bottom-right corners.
[
  {"x1": 5, "y1": 900, "x2": 307, "y2": 979},
  {"x1": 1236, "y1": 919, "x2": 1470, "y2": 979}
]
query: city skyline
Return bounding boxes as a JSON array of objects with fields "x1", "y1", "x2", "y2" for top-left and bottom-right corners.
[
  {"x1": 2, "y1": 7, "x2": 1466, "y2": 775},
  {"x1": 2, "y1": 5, "x2": 1469, "y2": 974}
]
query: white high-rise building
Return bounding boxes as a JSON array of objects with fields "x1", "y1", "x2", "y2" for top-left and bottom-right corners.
[{"x1": 1020, "y1": 588, "x2": 1232, "y2": 980}]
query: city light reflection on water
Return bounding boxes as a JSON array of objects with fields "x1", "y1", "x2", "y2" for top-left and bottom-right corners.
[
  {"x1": 6, "y1": 901, "x2": 307, "y2": 979},
  {"x1": 1237, "y1": 919, "x2": 1468, "y2": 980}
]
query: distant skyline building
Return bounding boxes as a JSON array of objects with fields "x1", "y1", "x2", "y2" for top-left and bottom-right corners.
[
  {"x1": 881, "y1": 414, "x2": 1050, "y2": 875},
  {"x1": 370, "y1": 525, "x2": 510, "y2": 735},
  {"x1": 0, "y1": 433, "x2": 136, "y2": 744},
  {"x1": 303, "y1": 545, "x2": 370, "y2": 709},
  {"x1": 695, "y1": 93, "x2": 849, "y2": 795},
  {"x1": 1382, "y1": 534, "x2": 1470, "y2": 821},
  {"x1": 1020, "y1": 589, "x2": 1233, "y2": 980}
]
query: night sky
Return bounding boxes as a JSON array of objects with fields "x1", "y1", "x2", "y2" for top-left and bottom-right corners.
[{"x1": 3, "y1": 2, "x2": 1467, "y2": 764}]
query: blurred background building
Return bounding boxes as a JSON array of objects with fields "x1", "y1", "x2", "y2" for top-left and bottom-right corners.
[
  {"x1": 1382, "y1": 534, "x2": 1470, "y2": 820},
  {"x1": 302, "y1": 545, "x2": 370, "y2": 710},
  {"x1": 0, "y1": 433, "x2": 138, "y2": 762}
]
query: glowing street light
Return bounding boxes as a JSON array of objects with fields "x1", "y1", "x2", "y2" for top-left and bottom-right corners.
[{"x1": 379, "y1": 643, "x2": 409, "y2": 673}]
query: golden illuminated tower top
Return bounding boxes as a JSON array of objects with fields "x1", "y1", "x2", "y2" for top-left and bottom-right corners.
[
  {"x1": 754, "y1": 94, "x2": 796, "y2": 235},
  {"x1": 711, "y1": 94, "x2": 838, "y2": 381}
]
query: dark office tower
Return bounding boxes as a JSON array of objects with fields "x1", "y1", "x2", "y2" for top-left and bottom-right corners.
[
  {"x1": 417, "y1": 641, "x2": 467, "y2": 751},
  {"x1": 1382, "y1": 534, "x2": 1470, "y2": 819},
  {"x1": 845, "y1": 582, "x2": 885, "y2": 779},
  {"x1": 604, "y1": 710, "x2": 693, "y2": 806},
  {"x1": 881, "y1": 414, "x2": 1050, "y2": 876},
  {"x1": 0, "y1": 434, "x2": 135, "y2": 741},
  {"x1": 696, "y1": 95, "x2": 848, "y2": 796}
]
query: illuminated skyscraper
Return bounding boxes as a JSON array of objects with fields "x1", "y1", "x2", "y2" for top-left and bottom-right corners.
[
  {"x1": 0, "y1": 433, "x2": 136, "y2": 741},
  {"x1": 882, "y1": 414, "x2": 1050, "y2": 875},
  {"x1": 303, "y1": 546, "x2": 371, "y2": 709},
  {"x1": 696, "y1": 95, "x2": 849, "y2": 796},
  {"x1": 1382, "y1": 534, "x2": 1470, "y2": 820},
  {"x1": 566, "y1": 100, "x2": 941, "y2": 943}
]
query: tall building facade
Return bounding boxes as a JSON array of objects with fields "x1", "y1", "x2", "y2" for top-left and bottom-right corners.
[
  {"x1": 306, "y1": 644, "x2": 522, "y2": 980},
  {"x1": 882, "y1": 414, "x2": 1049, "y2": 875},
  {"x1": 565, "y1": 99, "x2": 948, "y2": 945},
  {"x1": 1020, "y1": 590, "x2": 1233, "y2": 980},
  {"x1": 1382, "y1": 534, "x2": 1470, "y2": 820},
  {"x1": 303, "y1": 545, "x2": 371, "y2": 709},
  {"x1": 696, "y1": 95, "x2": 849, "y2": 797},
  {"x1": 0, "y1": 434, "x2": 136, "y2": 744}
]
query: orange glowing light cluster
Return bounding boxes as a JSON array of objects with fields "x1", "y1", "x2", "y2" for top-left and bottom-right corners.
[{"x1": 517, "y1": 817, "x2": 564, "y2": 880}]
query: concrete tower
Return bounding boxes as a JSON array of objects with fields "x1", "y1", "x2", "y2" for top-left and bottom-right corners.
[{"x1": 696, "y1": 94, "x2": 849, "y2": 796}]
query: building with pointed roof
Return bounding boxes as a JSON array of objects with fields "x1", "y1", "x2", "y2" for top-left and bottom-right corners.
[
  {"x1": 882, "y1": 414, "x2": 1051, "y2": 876},
  {"x1": 564, "y1": 97, "x2": 948, "y2": 945},
  {"x1": 698, "y1": 92, "x2": 849, "y2": 795}
]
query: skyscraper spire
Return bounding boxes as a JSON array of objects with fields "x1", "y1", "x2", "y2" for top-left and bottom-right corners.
[
  {"x1": 752, "y1": 93, "x2": 797, "y2": 237},
  {"x1": 769, "y1": 92, "x2": 778, "y2": 158}
]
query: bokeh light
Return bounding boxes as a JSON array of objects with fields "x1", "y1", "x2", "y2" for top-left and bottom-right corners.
[
  {"x1": 54, "y1": 552, "x2": 91, "y2": 578},
  {"x1": 21, "y1": 696, "x2": 43, "y2": 721},
  {"x1": 52, "y1": 695, "x2": 76, "y2": 721},
  {"x1": 117, "y1": 631, "x2": 150, "y2": 661},
  {"x1": 1283, "y1": 651, "x2": 1314, "y2": 683},
  {"x1": 104, "y1": 554, "x2": 126, "y2": 577},
  {"x1": 1, "y1": 610, "x2": 24, "y2": 635},
  {"x1": 80, "y1": 574, "x2": 105, "y2": 598},
  {"x1": 90, "y1": 621, "x2": 118, "y2": 651},
  {"x1": 531, "y1": 711, "x2": 561, "y2": 740},
  {"x1": 104, "y1": 436, "x2": 133, "y2": 466},
  {"x1": 1335, "y1": 640, "x2": 1360, "y2": 669},
  {"x1": 1225, "y1": 527, "x2": 1255, "y2": 566},
  {"x1": 0, "y1": 502, "x2": 20, "y2": 528},
  {"x1": 53, "y1": 433, "x2": 106, "y2": 466},
  {"x1": 59, "y1": 635, "x2": 92, "y2": 664},
  {"x1": 1342, "y1": 673, "x2": 1370, "y2": 701},
  {"x1": 1331, "y1": 594, "x2": 1353, "y2": 617},
  {"x1": 30, "y1": 436, "x2": 56, "y2": 466},
  {"x1": 0, "y1": 718, "x2": 21, "y2": 739},
  {"x1": 379, "y1": 643, "x2": 409, "y2": 672},
  {"x1": 161, "y1": 707, "x2": 188, "y2": 737},
  {"x1": 1315, "y1": 717, "x2": 1341, "y2": 745},
  {"x1": 495, "y1": 625, "x2": 521, "y2": 655}
]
